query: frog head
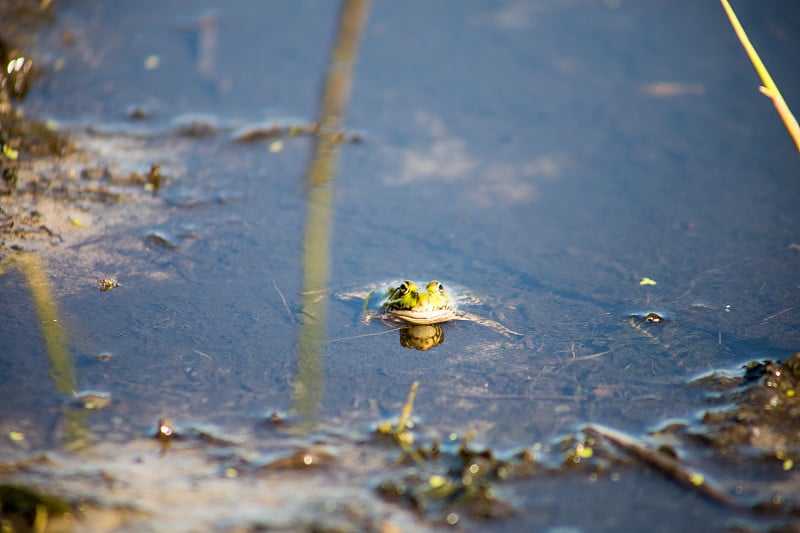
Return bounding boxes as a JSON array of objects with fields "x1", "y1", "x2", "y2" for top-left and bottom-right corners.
[{"x1": 381, "y1": 280, "x2": 456, "y2": 325}]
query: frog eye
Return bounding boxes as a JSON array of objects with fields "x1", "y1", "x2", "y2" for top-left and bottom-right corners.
[
  {"x1": 398, "y1": 281, "x2": 412, "y2": 295},
  {"x1": 428, "y1": 280, "x2": 445, "y2": 294}
]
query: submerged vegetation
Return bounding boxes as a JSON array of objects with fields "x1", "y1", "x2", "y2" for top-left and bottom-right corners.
[
  {"x1": 4, "y1": 357, "x2": 799, "y2": 531},
  {"x1": 0, "y1": 20, "x2": 147, "y2": 254},
  {"x1": 372, "y1": 360, "x2": 800, "y2": 523}
]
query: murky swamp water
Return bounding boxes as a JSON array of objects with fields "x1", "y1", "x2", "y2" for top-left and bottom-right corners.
[{"x1": 1, "y1": 1, "x2": 800, "y2": 531}]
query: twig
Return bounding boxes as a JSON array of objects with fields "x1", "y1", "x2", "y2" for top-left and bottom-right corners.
[
  {"x1": 760, "y1": 306, "x2": 793, "y2": 324},
  {"x1": 584, "y1": 424, "x2": 738, "y2": 507},
  {"x1": 272, "y1": 280, "x2": 295, "y2": 323},
  {"x1": 397, "y1": 381, "x2": 419, "y2": 434}
]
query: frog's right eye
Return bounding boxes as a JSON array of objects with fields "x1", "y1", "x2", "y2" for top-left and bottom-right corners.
[{"x1": 398, "y1": 282, "x2": 411, "y2": 295}]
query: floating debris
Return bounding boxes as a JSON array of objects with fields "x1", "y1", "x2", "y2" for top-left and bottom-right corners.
[
  {"x1": 231, "y1": 121, "x2": 317, "y2": 143},
  {"x1": 231, "y1": 120, "x2": 363, "y2": 144},
  {"x1": 3, "y1": 50, "x2": 35, "y2": 100},
  {"x1": 155, "y1": 418, "x2": 175, "y2": 442},
  {"x1": 2, "y1": 142, "x2": 18, "y2": 160},
  {"x1": 264, "y1": 410, "x2": 298, "y2": 427},
  {"x1": 628, "y1": 311, "x2": 669, "y2": 324},
  {"x1": 145, "y1": 163, "x2": 162, "y2": 192},
  {"x1": 581, "y1": 353, "x2": 800, "y2": 515},
  {"x1": 144, "y1": 230, "x2": 179, "y2": 249},
  {"x1": 171, "y1": 113, "x2": 220, "y2": 137},
  {"x1": 643, "y1": 312, "x2": 664, "y2": 323},
  {"x1": 152, "y1": 419, "x2": 243, "y2": 447},
  {"x1": 95, "y1": 351, "x2": 114, "y2": 362},
  {"x1": 98, "y1": 277, "x2": 120, "y2": 291},
  {"x1": 126, "y1": 104, "x2": 150, "y2": 120},
  {"x1": 143, "y1": 54, "x2": 160, "y2": 70},
  {"x1": 71, "y1": 390, "x2": 111, "y2": 410},
  {"x1": 374, "y1": 382, "x2": 517, "y2": 522},
  {"x1": 693, "y1": 353, "x2": 800, "y2": 457},
  {"x1": 260, "y1": 448, "x2": 335, "y2": 470}
]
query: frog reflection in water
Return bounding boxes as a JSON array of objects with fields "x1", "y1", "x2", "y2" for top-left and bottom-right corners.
[
  {"x1": 399, "y1": 324, "x2": 445, "y2": 351},
  {"x1": 373, "y1": 280, "x2": 521, "y2": 337}
]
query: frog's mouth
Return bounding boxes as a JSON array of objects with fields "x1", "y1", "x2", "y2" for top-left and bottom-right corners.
[{"x1": 384, "y1": 307, "x2": 455, "y2": 325}]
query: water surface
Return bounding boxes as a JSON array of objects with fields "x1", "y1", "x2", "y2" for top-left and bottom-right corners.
[{"x1": 2, "y1": 1, "x2": 800, "y2": 531}]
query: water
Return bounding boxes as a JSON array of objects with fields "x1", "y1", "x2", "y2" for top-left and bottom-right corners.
[{"x1": 2, "y1": 1, "x2": 800, "y2": 531}]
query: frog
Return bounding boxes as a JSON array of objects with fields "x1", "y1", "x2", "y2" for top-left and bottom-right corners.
[
  {"x1": 337, "y1": 279, "x2": 522, "y2": 337},
  {"x1": 382, "y1": 280, "x2": 456, "y2": 325}
]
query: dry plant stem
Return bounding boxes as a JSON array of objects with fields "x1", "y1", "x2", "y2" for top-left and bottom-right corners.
[
  {"x1": 720, "y1": 0, "x2": 800, "y2": 153},
  {"x1": 584, "y1": 425, "x2": 738, "y2": 508},
  {"x1": 760, "y1": 86, "x2": 800, "y2": 152},
  {"x1": 397, "y1": 381, "x2": 419, "y2": 434}
]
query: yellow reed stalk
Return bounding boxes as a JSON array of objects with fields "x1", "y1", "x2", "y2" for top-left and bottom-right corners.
[{"x1": 720, "y1": 0, "x2": 800, "y2": 153}]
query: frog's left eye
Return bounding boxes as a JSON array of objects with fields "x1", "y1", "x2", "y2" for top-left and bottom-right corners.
[{"x1": 428, "y1": 281, "x2": 445, "y2": 294}]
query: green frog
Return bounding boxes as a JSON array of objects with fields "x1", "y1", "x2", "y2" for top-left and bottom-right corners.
[
  {"x1": 339, "y1": 280, "x2": 522, "y2": 337},
  {"x1": 382, "y1": 280, "x2": 456, "y2": 324}
]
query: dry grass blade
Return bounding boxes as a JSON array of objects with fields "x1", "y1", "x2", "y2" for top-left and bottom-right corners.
[{"x1": 720, "y1": 0, "x2": 800, "y2": 153}]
